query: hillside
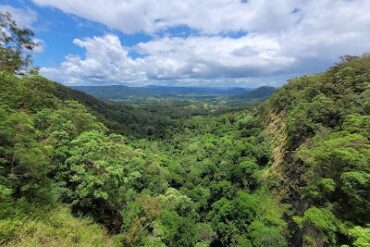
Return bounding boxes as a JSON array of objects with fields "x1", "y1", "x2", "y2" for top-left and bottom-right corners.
[{"x1": 260, "y1": 55, "x2": 370, "y2": 246}]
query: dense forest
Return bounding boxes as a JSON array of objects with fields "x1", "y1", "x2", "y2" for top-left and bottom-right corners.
[{"x1": 0, "y1": 13, "x2": 369, "y2": 247}]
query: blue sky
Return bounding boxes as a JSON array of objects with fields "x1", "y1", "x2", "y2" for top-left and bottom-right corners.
[
  {"x1": 1, "y1": 0, "x2": 370, "y2": 87},
  {"x1": 0, "y1": 0, "x2": 151, "y2": 65}
]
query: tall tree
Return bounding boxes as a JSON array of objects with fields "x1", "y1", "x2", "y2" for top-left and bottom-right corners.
[{"x1": 0, "y1": 12, "x2": 38, "y2": 73}]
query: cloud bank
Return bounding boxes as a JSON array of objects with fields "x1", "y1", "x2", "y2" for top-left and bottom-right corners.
[{"x1": 33, "y1": 0, "x2": 370, "y2": 86}]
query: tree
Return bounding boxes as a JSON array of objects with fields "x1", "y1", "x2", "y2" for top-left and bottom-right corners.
[
  {"x1": 207, "y1": 191, "x2": 259, "y2": 245},
  {"x1": 64, "y1": 131, "x2": 137, "y2": 231},
  {"x1": 347, "y1": 225, "x2": 370, "y2": 247},
  {"x1": 158, "y1": 210, "x2": 199, "y2": 247},
  {"x1": 0, "y1": 12, "x2": 38, "y2": 73},
  {"x1": 294, "y1": 207, "x2": 340, "y2": 246},
  {"x1": 248, "y1": 220, "x2": 287, "y2": 247},
  {"x1": 0, "y1": 109, "x2": 58, "y2": 204}
]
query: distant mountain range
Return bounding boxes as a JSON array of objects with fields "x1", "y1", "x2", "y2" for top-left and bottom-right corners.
[{"x1": 71, "y1": 85, "x2": 276, "y2": 100}]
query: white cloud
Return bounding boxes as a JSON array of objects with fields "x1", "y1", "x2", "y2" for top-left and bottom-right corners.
[
  {"x1": 40, "y1": 34, "x2": 297, "y2": 86},
  {"x1": 32, "y1": 0, "x2": 301, "y2": 34},
  {"x1": 36, "y1": 0, "x2": 370, "y2": 86},
  {"x1": 41, "y1": 35, "x2": 137, "y2": 85}
]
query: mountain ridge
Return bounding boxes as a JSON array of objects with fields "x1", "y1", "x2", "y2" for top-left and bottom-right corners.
[{"x1": 71, "y1": 84, "x2": 273, "y2": 100}]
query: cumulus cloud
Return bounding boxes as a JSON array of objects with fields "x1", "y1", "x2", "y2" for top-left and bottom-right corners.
[
  {"x1": 41, "y1": 34, "x2": 297, "y2": 86},
  {"x1": 41, "y1": 35, "x2": 137, "y2": 85},
  {"x1": 32, "y1": 0, "x2": 299, "y2": 34},
  {"x1": 36, "y1": 0, "x2": 370, "y2": 86}
]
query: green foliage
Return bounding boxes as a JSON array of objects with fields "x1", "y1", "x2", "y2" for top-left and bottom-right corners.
[
  {"x1": 294, "y1": 207, "x2": 340, "y2": 246},
  {"x1": 158, "y1": 210, "x2": 199, "y2": 247},
  {"x1": 0, "y1": 201, "x2": 120, "y2": 247},
  {"x1": 65, "y1": 132, "x2": 127, "y2": 208},
  {"x1": 298, "y1": 132, "x2": 370, "y2": 224},
  {"x1": 207, "y1": 191, "x2": 285, "y2": 246},
  {"x1": 248, "y1": 220, "x2": 286, "y2": 247},
  {"x1": 347, "y1": 225, "x2": 370, "y2": 247},
  {"x1": 56, "y1": 83, "x2": 263, "y2": 139},
  {"x1": 262, "y1": 54, "x2": 370, "y2": 246},
  {"x1": 229, "y1": 159, "x2": 259, "y2": 189},
  {"x1": 160, "y1": 188, "x2": 195, "y2": 217}
]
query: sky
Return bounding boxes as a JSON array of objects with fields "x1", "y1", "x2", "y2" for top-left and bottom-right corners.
[{"x1": 1, "y1": 0, "x2": 370, "y2": 87}]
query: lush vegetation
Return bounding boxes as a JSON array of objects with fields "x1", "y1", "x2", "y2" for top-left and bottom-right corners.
[
  {"x1": 0, "y1": 14, "x2": 369, "y2": 247},
  {"x1": 56, "y1": 83, "x2": 252, "y2": 139},
  {"x1": 0, "y1": 70, "x2": 284, "y2": 246},
  {"x1": 260, "y1": 55, "x2": 370, "y2": 246},
  {"x1": 57, "y1": 82, "x2": 274, "y2": 140}
]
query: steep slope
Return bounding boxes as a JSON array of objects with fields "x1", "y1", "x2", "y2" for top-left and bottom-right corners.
[{"x1": 260, "y1": 55, "x2": 370, "y2": 246}]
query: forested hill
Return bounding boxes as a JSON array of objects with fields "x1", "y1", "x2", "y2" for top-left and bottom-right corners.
[{"x1": 259, "y1": 55, "x2": 370, "y2": 246}]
